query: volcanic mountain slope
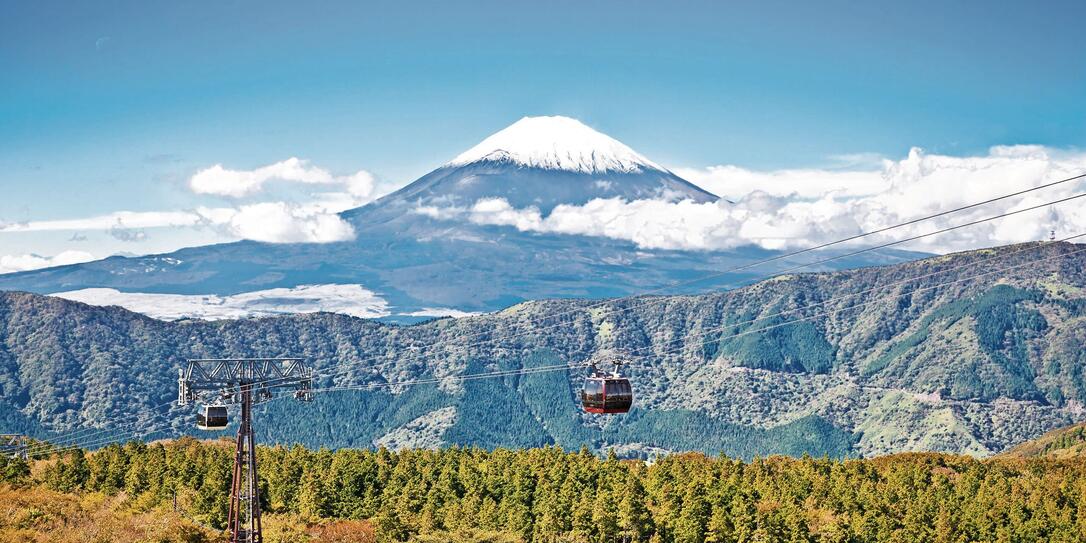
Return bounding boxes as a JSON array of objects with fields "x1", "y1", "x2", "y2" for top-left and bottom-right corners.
[
  {"x1": 370, "y1": 115, "x2": 717, "y2": 212},
  {"x1": 0, "y1": 116, "x2": 918, "y2": 321},
  {"x1": 1, "y1": 241, "x2": 1084, "y2": 458}
]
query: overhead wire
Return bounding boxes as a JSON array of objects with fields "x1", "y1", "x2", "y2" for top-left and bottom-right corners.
[
  {"x1": 26, "y1": 184, "x2": 1086, "y2": 455},
  {"x1": 50, "y1": 231, "x2": 1079, "y2": 456},
  {"x1": 23, "y1": 175, "x2": 1086, "y2": 456},
  {"x1": 302, "y1": 235, "x2": 1086, "y2": 400},
  {"x1": 272, "y1": 187, "x2": 1086, "y2": 390}
]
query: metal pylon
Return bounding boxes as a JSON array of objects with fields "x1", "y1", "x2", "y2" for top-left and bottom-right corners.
[
  {"x1": 227, "y1": 387, "x2": 262, "y2": 543},
  {"x1": 177, "y1": 357, "x2": 313, "y2": 543},
  {"x1": 0, "y1": 434, "x2": 28, "y2": 461}
]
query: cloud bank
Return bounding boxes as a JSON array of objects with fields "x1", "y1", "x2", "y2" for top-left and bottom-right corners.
[
  {"x1": 1, "y1": 205, "x2": 356, "y2": 244},
  {"x1": 54, "y1": 284, "x2": 391, "y2": 320},
  {"x1": 1, "y1": 158, "x2": 384, "y2": 245},
  {"x1": 190, "y1": 157, "x2": 374, "y2": 198},
  {"x1": 6, "y1": 146, "x2": 1085, "y2": 259},
  {"x1": 0, "y1": 250, "x2": 96, "y2": 274},
  {"x1": 185, "y1": 157, "x2": 382, "y2": 242},
  {"x1": 422, "y1": 146, "x2": 1086, "y2": 253}
]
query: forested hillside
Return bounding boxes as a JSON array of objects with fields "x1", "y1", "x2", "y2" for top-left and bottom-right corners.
[
  {"x1": 998, "y1": 422, "x2": 1086, "y2": 459},
  {"x1": 4, "y1": 439, "x2": 1086, "y2": 542},
  {"x1": 2, "y1": 241, "x2": 1086, "y2": 457}
]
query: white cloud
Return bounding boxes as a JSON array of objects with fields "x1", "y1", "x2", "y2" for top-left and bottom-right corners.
[
  {"x1": 0, "y1": 156, "x2": 385, "y2": 245},
  {"x1": 190, "y1": 157, "x2": 334, "y2": 197},
  {"x1": 0, "y1": 250, "x2": 96, "y2": 274},
  {"x1": 405, "y1": 307, "x2": 482, "y2": 319},
  {"x1": 427, "y1": 146, "x2": 1086, "y2": 253},
  {"x1": 109, "y1": 218, "x2": 148, "y2": 242},
  {"x1": 341, "y1": 170, "x2": 377, "y2": 198},
  {"x1": 0, "y1": 211, "x2": 203, "y2": 233},
  {"x1": 211, "y1": 202, "x2": 356, "y2": 243},
  {"x1": 53, "y1": 284, "x2": 391, "y2": 320},
  {"x1": 672, "y1": 164, "x2": 892, "y2": 200},
  {"x1": 188, "y1": 157, "x2": 380, "y2": 203},
  {"x1": 0, "y1": 206, "x2": 357, "y2": 244},
  {"x1": 180, "y1": 157, "x2": 382, "y2": 242}
]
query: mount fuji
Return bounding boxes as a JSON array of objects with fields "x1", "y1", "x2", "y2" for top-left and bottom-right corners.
[
  {"x1": 0, "y1": 116, "x2": 921, "y2": 320},
  {"x1": 383, "y1": 115, "x2": 716, "y2": 212}
]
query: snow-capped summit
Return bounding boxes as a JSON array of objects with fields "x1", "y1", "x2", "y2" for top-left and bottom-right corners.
[
  {"x1": 360, "y1": 115, "x2": 717, "y2": 214},
  {"x1": 448, "y1": 116, "x2": 666, "y2": 174}
]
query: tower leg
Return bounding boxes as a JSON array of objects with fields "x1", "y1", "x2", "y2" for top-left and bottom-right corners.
[{"x1": 228, "y1": 388, "x2": 263, "y2": 543}]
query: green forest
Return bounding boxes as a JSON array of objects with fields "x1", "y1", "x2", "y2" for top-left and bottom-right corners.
[
  {"x1": 4, "y1": 244, "x2": 1086, "y2": 459},
  {"x1": 5, "y1": 438, "x2": 1086, "y2": 542}
]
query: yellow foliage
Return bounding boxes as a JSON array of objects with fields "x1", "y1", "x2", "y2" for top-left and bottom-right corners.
[{"x1": 0, "y1": 485, "x2": 213, "y2": 543}]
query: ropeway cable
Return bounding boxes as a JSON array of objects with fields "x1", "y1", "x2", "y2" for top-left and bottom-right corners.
[
  {"x1": 291, "y1": 188, "x2": 1086, "y2": 388},
  {"x1": 23, "y1": 179, "x2": 1086, "y2": 455},
  {"x1": 25, "y1": 188, "x2": 1086, "y2": 455},
  {"x1": 305, "y1": 237, "x2": 1086, "y2": 394},
  {"x1": 31, "y1": 237, "x2": 1086, "y2": 456},
  {"x1": 63, "y1": 232, "x2": 1066, "y2": 454}
]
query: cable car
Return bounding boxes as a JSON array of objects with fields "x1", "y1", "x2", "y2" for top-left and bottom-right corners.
[
  {"x1": 196, "y1": 404, "x2": 228, "y2": 431},
  {"x1": 581, "y1": 364, "x2": 633, "y2": 414}
]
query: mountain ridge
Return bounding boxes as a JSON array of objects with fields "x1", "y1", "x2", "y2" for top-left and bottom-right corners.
[
  {"x1": 2, "y1": 241, "x2": 1084, "y2": 458},
  {"x1": 996, "y1": 421, "x2": 1086, "y2": 459}
]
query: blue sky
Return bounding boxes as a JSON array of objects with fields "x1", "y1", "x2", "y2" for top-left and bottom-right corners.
[{"x1": 1, "y1": 0, "x2": 1085, "y2": 263}]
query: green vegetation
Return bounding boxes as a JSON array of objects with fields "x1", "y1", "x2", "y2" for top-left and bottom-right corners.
[
  {"x1": 718, "y1": 319, "x2": 835, "y2": 374},
  {"x1": 3, "y1": 242, "x2": 1086, "y2": 457},
  {"x1": 999, "y1": 422, "x2": 1086, "y2": 459},
  {"x1": 7, "y1": 440, "x2": 1086, "y2": 542}
]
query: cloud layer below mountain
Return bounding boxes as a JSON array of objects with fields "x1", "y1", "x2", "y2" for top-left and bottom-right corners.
[
  {"x1": 4, "y1": 145, "x2": 1085, "y2": 273},
  {"x1": 422, "y1": 146, "x2": 1086, "y2": 253},
  {"x1": 54, "y1": 284, "x2": 391, "y2": 320},
  {"x1": 0, "y1": 250, "x2": 96, "y2": 274}
]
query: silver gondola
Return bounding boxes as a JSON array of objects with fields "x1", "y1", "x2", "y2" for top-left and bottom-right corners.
[{"x1": 196, "y1": 403, "x2": 229, "y2": 430}]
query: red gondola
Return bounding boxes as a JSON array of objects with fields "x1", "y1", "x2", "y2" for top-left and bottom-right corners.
[{"x1": 581, "y1": 364, "x2": 633, "y2": 414}]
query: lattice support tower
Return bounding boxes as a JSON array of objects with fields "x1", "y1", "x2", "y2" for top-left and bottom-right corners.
[
  {"x1": 0, "y1": 434, "x2": 28, "y2": 461},
  {"x1": 178, "y1": 358, "x2": 313, "y2": 543}
]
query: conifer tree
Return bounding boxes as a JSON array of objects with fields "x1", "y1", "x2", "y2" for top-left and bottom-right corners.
[
  {"x1": 593, "y1": 485, "x2": 619, "y2": 543},
  {"x1": 298, "y1": 465, "x2": 330, "y2": 520},
  {"x1": 618, "y1": 472, "x2": 653, "y2": 542},
  {"x1": 675, "y1": 481, "x2": 711, "y2": 543}
]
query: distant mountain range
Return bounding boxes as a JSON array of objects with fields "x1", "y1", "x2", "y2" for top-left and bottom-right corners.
[
  {"x1": 2, "y1": 241, "x2": 1084, "y2": 458},
  {"x1": 0, "y1": 116, "x2": 920, "y2": 321}
]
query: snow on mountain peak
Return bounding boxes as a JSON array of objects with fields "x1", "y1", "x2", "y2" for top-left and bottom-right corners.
[{"x1": 448, "y1": 116, "x2": 666, "y2": 174}]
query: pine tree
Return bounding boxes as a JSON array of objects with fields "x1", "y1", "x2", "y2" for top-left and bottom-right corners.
[
  {"x1": 729, "y1": 492, "x2": 756, "y2": 543},
  {"x1": 674, "y1": 482, "x2": 711, "y2": 543},
  {"x1": 572, "y1": 492, "x2": 596, "y2": 542},
  {"x1": 0, "y1": 455, "x2": 30, "y2": 485},
  {"x1": 45, "y1": 449, "x2": 90, "y2": 492},
  {"x1": 618, "y1": 473, "x2": 653, "y2": 542},
  {"x1": 593, "y1": 486, "x2": 619, "y2": 543},
  {"x1": 298, "y1": 465, "x2": 329, "y2": 520},
  {"x1": 707, "y1": 504, "x2": 735, "y2": 543},
  {"x1": 375, "y1": 506, "x2": 410, "y2": 543}
]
